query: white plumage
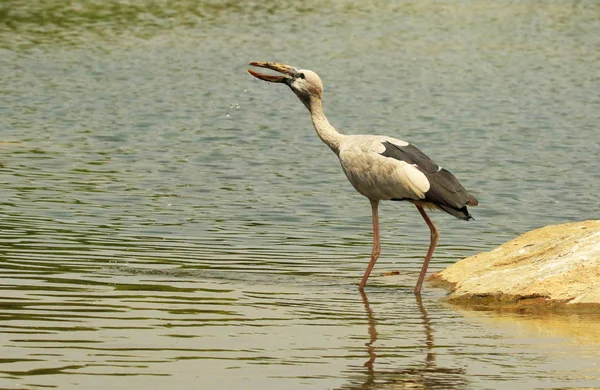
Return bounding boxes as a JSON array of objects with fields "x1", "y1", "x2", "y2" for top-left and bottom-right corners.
[
  {"x1": 248, "y1": 62, "x2": 478, "y2": 294},
  {"x1": 339, "y1": 136, "x2": 431, "y2": 201}
]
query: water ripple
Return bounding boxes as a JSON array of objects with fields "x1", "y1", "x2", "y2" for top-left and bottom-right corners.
[{"x1": 2, "y1": 0, "x2": 600, "y2": 388}]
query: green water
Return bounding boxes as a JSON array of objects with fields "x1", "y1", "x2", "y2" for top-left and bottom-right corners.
[{"x1": 1, "y1": 0, "x2": 599, "y2": 389}]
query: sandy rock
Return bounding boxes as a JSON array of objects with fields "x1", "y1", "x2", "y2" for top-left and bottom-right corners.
[{"x1": 430, "y1": 220, "x2": 600, "y2": 306}]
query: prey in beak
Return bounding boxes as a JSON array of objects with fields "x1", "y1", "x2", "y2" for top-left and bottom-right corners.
[{"x1": 248, "y1": 62, "x2": 299, "y2": 84}]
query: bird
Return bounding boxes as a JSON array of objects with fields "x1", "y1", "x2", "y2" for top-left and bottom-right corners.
[{"x1": 248, "y1": 61, "x2": 478, "y2": 295}]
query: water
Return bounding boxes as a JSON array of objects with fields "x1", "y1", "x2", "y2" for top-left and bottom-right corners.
[{"x1": 1, "y1": 0, "x2": 599, "y2": 388}]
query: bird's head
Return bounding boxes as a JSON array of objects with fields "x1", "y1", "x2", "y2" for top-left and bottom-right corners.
[{"x1": 248, "y1": 62, "x2": 323, "y2": 109}]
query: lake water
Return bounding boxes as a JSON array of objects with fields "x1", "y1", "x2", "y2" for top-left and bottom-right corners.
[{"x1": 1, "y1": 0, "x2": 599, "y2": 389}]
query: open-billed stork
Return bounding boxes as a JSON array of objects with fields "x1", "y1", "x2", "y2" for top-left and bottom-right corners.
[{"x1": 248, "y1": 62, "x2": 478, "y2": 295}]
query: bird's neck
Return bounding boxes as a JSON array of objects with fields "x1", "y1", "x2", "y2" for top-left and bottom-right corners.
[{"x1": 306, "y1": 98, "x2": 343, "y2": 155}]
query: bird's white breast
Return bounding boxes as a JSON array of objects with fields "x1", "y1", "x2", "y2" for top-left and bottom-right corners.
[{"x1": 337, "y1": 135, "x2": 430, "y2": 201}]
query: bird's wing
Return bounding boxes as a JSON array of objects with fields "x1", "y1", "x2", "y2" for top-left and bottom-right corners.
[
  {"x1": 379, "y1": 141, "x2": 474, "y2": 219},
  {"x1": 380, "y1": 140, "x2": 440, "y2": 173}
]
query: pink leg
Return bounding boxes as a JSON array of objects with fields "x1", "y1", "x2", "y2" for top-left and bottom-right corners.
[
  {"x1": 414, "y1": 205, "x2": 439, "y2": 295},
  {"x1": 359, "y1": 199, "x2": 380, "y2": 290}
]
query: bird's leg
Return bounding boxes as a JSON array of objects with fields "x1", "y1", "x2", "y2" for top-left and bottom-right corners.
[
  {"x1": 414, "y1": 205, "x2": 439, "y2": 295},
  {"x1": 359, "y1": 199, "x2": 381, "y2": 290}
]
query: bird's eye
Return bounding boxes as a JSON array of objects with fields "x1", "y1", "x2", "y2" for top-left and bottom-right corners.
[{"x1": 298, "y1": 73, "x2": 305, "y2": 79}]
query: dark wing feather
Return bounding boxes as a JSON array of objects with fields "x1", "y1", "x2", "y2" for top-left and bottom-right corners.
[{"x1": 380, "y1": 141, "x2": 477, "y2": 220}]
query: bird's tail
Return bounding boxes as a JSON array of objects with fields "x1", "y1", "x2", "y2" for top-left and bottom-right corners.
[
  {"x1": 439, "y1": 204, "x2": 474, "y2": 221},
  {"x1": 467, "y1": 194, "x2": 479, "y2": 207}
]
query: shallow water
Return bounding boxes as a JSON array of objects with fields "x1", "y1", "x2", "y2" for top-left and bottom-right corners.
[{"x1": 1, "y1": 0, "x2": 600, "y2": 388}]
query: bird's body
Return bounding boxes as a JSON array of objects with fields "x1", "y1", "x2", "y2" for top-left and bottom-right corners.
[
  {"x1": 248, "y1": 62, "x2": 478, "y2": 294},
  {"x1": 340, "y1": 136, "x2": 424, "y2": 201}
]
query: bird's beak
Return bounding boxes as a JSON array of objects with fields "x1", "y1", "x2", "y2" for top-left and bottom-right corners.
[{"x1": 248, "y1": 62, "x2": 298, "y2": 84}]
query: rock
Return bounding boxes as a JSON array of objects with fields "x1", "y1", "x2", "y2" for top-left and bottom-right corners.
[{"x1": 430, "y1": 220, "x2": 600, "y2": 307}]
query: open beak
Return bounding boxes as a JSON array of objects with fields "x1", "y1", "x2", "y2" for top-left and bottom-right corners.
[{"x1": 248, "y1": 62, "x2": 298, "y2": 83}]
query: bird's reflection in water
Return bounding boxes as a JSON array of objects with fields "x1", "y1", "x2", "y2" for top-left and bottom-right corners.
[{"x1": 339, "y1": 291, "x2": 468, "y2": 390}]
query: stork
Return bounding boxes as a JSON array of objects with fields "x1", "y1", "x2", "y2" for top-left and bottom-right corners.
[{"x1": 248, "y1": 62, "x2": 478, "y2": 295}]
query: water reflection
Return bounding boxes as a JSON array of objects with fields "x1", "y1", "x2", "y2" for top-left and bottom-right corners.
[
  {"x1": 360, "y1": 290, "x2": 377, "y2": 383},
  {"x1": 451, "y1": 302, "x2": 600, "y2": 346},
  {"x1": 340, "y1": 291, "x2": 467, "y2": 390}
]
